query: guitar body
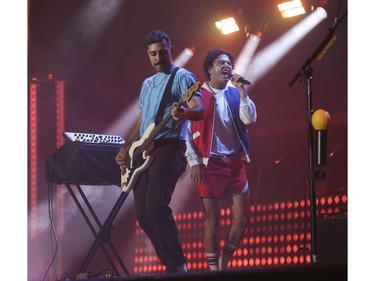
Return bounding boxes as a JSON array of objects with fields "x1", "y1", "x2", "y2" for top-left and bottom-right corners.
[{"x1": 121, "y1": 123, "x2": 155, "y2": 193}]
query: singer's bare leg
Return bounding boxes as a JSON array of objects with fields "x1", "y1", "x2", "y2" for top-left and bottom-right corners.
[
  {"x1": 202, "y1": 198, "x2": 221, "y2": 254},
  {"x1": 226, "y1": 193, "x2": 249, "y2": 246}
]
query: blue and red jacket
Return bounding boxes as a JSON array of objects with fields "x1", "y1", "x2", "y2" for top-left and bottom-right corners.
[{"x1": 186, "y1": 85, "x2": 253, "y2": 166}]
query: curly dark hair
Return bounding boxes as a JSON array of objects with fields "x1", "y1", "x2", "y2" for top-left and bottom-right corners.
[
  {"x1": 202, "y1": 48, "x2": 235, "y2": 80},
  {"x1": 146, "y1": 30, "x2": 171, "y2": 47}
]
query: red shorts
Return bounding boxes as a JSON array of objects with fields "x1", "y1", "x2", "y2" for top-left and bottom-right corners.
[{"x1": 196, "y1": 156, "x2": 248, "y2": 199}]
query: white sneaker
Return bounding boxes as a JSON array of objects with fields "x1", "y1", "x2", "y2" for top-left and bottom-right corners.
[{"x1": 168, "y1": 263, "x2": 188, "y2": 273}]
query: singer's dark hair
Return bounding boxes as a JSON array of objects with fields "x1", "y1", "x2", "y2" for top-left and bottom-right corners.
[
  {"x1": 203, "y1": 48, "x2": 235, "y2": 80},
  {"x1": 146, "y1": 30, "x2": 172, "y2": 47}
]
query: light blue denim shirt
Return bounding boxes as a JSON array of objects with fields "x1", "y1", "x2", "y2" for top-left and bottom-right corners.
[{"x1": 138, "y1": 66, "x2": 201, "y2": 140}]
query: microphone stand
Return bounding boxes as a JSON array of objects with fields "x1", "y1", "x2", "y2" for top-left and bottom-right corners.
[{"x1": 288, "y1": 10, "x2": 347, "y2": 264}]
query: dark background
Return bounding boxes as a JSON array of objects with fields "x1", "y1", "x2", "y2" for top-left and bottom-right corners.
[{"x1": 27, "y1": 0, "x2": 347, "y2": 279}]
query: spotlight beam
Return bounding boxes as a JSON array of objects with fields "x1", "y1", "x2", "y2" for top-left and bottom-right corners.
[
  {"x1": 175, "y1": 48, "x2": 194, "y2": 67},
  {"x1": 104, "y1": 100, "x2": 140, "y2": 137},
  {"x1": 47, "y1": 0, "x2": 127, "y2": 80},
  {"x1": 234, "y1": 33, "x2": 262, "y2": 76},
  {"x1": 245, "y1": 7, "x2": 328, "y2": 86}
]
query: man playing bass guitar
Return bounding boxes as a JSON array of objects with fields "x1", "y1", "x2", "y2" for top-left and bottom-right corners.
[{"x1": 115, "y1": 30, "x2": 204, "y2": 273}]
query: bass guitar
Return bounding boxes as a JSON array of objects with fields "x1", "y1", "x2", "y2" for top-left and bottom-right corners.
[{"x1": 121, "y1": 81, "x2": 201, "y2": 193}]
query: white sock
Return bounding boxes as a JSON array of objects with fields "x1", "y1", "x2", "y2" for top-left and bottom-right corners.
[
  {"x1": 220, "y1": 242, "x2": 237, "y2": 269},
  {"x1": 206, "y1": 252, "x2": 220, "y2": 271}
]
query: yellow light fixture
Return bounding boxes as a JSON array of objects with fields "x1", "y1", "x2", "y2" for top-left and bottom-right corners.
[
  {"x1": 278, "y1": 0, "x2": 306, "y2": 18},
  {"x1": 312, "y1": 109, "x2": 331, "y2": 166},
  {"x1": 215, "y1": 17, "x2": 239, "y2": 35},
  {"x1": 312, "y1": 109, "x2": 331, "y2": 131}
]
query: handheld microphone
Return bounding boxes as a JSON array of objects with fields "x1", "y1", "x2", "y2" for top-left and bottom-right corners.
[{"x1": 229, "y1": 74, "x2": 251, "y2": 85}]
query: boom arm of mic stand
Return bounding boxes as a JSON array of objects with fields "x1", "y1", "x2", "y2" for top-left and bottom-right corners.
[
  {"x1": 289, "y1": 29, "x2": 335, "y2": 87},
  {"x1": 289, "y1": 11, "x2": 347, "y2": 87}
]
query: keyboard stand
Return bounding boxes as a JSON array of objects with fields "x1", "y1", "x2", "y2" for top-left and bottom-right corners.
[
  {"x1": 65, "y1": 182, "x2": 130, "y2": 277},
  {"x1": 45, "y1": 140, "x2": 129, "y2": 277}
]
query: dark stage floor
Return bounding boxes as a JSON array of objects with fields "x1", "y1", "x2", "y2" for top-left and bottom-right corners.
[{"x1": 61, "y1": 265, "x2": 347, "y2": 281}]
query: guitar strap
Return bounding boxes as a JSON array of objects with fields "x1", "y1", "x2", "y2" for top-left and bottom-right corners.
[{"x1": 155, "y1": 66, "x2": 180, "y2": 125}]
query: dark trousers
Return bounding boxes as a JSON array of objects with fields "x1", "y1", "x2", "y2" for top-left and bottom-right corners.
[{"x1": 133, "y1": 138, "x2": 186, "y2": 270}]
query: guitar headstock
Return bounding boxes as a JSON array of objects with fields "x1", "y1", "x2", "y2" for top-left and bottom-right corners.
[{"x1": 182, "y1": 81, "x2": 201, "y2": 103}]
